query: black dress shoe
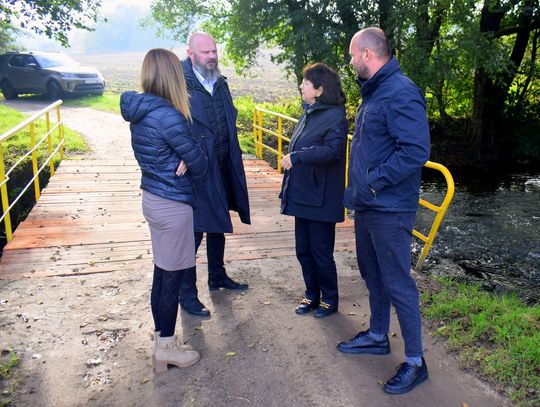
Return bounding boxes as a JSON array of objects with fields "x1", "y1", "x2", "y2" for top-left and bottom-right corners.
[
  {"x1": 295, "y1": 298, "x2": 319, "y2": 315},
  {"x1": 179, "y1": 298, "x2": 210, "y2": 317},
  {"x1": 337, "y1": 330, "x2": 390, "y2": 355},
  {"x1": 208, "y1": 276, "x2": 248, "y2": 291},
  {"x1": 383, "y1": 357, "x2": 428, "y2": 394},
  {"x1": 313, "y1": 301, "x2": 337, "y2": 318}
]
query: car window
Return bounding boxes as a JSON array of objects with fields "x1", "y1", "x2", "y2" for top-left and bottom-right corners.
[
  {"x1": 9, "y1": 55, "x2": 26, "y2": 68},
  {"x1": 34, "y1": 53, "x2": 79, "y2": 68},
  {"x1": 23, "y1": 56, "x2": 37, "y2": 67}
]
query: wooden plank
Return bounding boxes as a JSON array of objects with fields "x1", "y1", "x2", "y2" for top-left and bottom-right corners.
[{"x1": 0, "y1": 157, "x2": 355, "y2": 279}]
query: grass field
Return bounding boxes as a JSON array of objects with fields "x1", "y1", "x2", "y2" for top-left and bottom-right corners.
[{"x1": 73, "y1": 49, "x2": 298, "y2": 101}]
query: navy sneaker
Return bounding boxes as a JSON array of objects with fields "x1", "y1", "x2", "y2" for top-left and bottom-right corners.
[
  {"x1": 313, "y1": 301, "x2": 338, "y2": 318},
  {"x1": 337, "y1": 330, "x2": 390, "y2": 355},
  {"x1": 383, "y1": 357, "x2": 428, "y2": 394},
  {"x1": 295, "y1": 298, "x2": 319, "y2": 315}
]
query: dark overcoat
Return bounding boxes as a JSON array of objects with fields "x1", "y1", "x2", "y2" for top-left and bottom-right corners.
[
  {"x1": 181, "y1": 58, "x2": 251, "y2": 233},
  {"x1": 280, "y1": 102, "x2": 348, "y2": 223}
]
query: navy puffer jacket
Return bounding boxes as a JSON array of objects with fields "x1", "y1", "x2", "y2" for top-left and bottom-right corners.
[{"x1": 120, "y1": 91, "x2": 208, "y2": 206}]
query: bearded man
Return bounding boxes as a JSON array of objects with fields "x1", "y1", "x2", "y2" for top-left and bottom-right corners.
[{"x1": 178, "y1": 32, "x2": 251, "y2": 317}]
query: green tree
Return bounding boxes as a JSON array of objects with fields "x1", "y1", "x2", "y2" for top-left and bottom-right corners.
[
  {"x1": 0, "y1": 24, "x2": 19, "y2": 53},
  {"x1": 0, "y1": 0, "x2": 104, "y2": 47},
  {"x1": 150, "y1": 0, "x2": 540, "y2": 163}
]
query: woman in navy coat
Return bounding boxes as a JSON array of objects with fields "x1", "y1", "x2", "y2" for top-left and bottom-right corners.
[{"x1": 280, "y1": 63, "x2": 348, "y2": 318}]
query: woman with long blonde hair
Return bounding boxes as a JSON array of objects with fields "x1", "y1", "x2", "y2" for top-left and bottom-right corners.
[{"x1": 120, "y1": 48, "x2": 208, "y2": 372}]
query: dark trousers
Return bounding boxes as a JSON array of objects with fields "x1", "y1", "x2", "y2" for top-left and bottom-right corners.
[
  {"x1": 354, "y1": 210, "x2": 423, "y2": 357},
  {"x1": 295, "y1": 217, "x2": 338, "y2": 305},
  {"x1": 179, "y1": 232, "x2": 227, "y2": 301}
]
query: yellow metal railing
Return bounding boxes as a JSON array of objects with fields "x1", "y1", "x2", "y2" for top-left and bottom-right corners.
[
  {"x1": 0, "y1": 100, "x2": 65, "y2": 241},
  {"x1": 253, "y1": 105, "x2": 455, "y2": 270}
]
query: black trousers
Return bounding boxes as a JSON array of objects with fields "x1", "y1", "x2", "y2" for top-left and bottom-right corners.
[
  {"x1": 295, "y1": 217, "x2": 339, "y2": 305},
  {"x1": 179, "y1": 232, "x2": 227, "y2": 301}
]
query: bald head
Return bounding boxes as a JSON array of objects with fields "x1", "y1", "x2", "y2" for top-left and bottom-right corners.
[
  {"x1": 187, "y1": 31, "x2": 220, "y2": 80},
  {"x1": 351, "y1": 28, "x2": 391, "y2": 60},
  {"x1": 349, "y1": 27, "x2": 391, "y2": 80}
]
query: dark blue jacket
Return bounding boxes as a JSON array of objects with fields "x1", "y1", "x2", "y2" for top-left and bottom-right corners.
[
  {"x1": 181, "y1": 58, "x2": 250, "y2": 233},
  {"x1": 344, "y1": 57, "x2": 430, "y2": 212},
  {"x1": 120, "y1": 91, "x2": 208, "y2": 206},
  {"x1": 280, "y1": 102, "x2": 348, "y2": 223}
]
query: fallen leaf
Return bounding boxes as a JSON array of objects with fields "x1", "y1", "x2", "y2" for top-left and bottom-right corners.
[
  {"x1": 142, "y1": 378, "x2": 150, "y2": 384},
  {"x1": 226, "y1": 351, "x2": 237, "y2": 357}
]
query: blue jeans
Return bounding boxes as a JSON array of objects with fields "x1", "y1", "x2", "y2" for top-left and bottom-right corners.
[
  {"x1": 179, "y1": 232, "x2": 227, "y2": 301},
  {"x1": 354, "y1": 210, "x2": 423, "y2": 358},
  {"x1": 295, "y1": 217, "x2": 338, "y2": 305}
]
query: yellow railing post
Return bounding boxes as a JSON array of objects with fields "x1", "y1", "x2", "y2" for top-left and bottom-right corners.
[
  {"x1": 253, "y1": 109, "x2": 257, "y2": 158},
  {"x1": 0, "y1": 145, "x2": 13, "y2": 241},
  {"x1": 414, "y1": 161, "x2": 455, "y2": 270},
  {"x1": 29, "y1": 122, "x2": 41, "y2": 202},
  {"x1": 257, "y1": 110, "x2": 263, "y2": 159},
  {"x1": 46, "y1": 111, "x2": 55, "y2": 177},
  {"x1": 56, "y1": 105, "x2": 64, "y2": 160},
  {"x1": 277, "y1": 117, "x2": 283, "y2": 173}
]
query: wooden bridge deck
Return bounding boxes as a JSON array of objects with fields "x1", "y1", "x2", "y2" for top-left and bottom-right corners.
[{"x1": 0, "y1": 157, "x2": 354, "y2": 279}]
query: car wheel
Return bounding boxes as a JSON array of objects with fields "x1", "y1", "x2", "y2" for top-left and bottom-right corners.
[
  {"x1": 1, "y1": 80, "x2": 18, "y2": 100},
  {"x1": 47, "y1": 81, "x2": 63, "y2": 101}
]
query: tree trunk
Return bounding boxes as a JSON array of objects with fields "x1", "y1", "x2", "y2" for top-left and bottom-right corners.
[{"x1": 471, "y1": 0, "x2": 535, "y2": 162}]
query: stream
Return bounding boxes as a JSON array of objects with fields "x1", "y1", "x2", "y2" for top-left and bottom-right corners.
[{"x1": 414, "y1": 169, "x2": 540, "y2": 303}]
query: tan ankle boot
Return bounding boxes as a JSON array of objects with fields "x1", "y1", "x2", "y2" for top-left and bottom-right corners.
[
  {"x1": 154, "y1": 335, "x2": 200, "y2": 372},
  {"x1": 153, "y1": 331, "x2": 193, "y2": 363}
]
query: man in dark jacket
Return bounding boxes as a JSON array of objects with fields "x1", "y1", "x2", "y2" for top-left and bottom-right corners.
[
  {"x1": 178, "y1": 32, "x2": 251, "y2": 317},
  {"x1": 337, "y1": 27, "x2": 430, "y2": 395}
]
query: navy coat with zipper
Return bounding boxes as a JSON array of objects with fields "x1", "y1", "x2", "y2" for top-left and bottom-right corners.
[
  {"x1": 120, "y1": 91, "x2": 208, "y2": 205},
  {"x1": 181, "y1": 58, "x2": 250, "y2": 233},
  {"x1": 280, "y1": 102, "x2": 348, "y2": 223},
  {"x1": 344, "y1": 57, "x2": 430, "y2": 213}
]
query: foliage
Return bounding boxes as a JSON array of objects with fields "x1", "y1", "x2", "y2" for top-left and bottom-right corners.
[
  {"x1": 149, "y1": 0, "x2": 540, "y2": 164},
  {"x1": 0, "y1": 351, "x2": 18, "y2": 380},
  {"x1": 0, "y1": 24, "x2": 19, "y2": 53},
  {"x1": 422, "y1": 278, "x2": 540, "y2": 406},
  {"x1": 0, "y1": 350, "x2": 19, "y2": 406},
  {"x1": 0, "y1": 0, "x2": 104, "y2": 47}
]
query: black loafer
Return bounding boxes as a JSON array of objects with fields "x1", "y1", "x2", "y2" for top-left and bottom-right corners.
[
  {"x1": 208, "y1": 276, "x2": 248, "y2": 291},
  {"x1": 337, "y1": 330, "x2": 390, "y2": 355},
  {"x1": 313, "y1": 301, "x2": 337, "y2": 318},
  {"x1": 383, "y1": 357, "x2": 428, "y2": 394},
  {"x1": 295, "y1": 298, "x2": 319, "y2": 315},
  {"x1": 179, "y1": 298, "x2": 210, "y2": 317}
]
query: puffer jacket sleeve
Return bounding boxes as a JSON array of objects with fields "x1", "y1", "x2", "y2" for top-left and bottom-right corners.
[{"x1": 162, "y1": 111, "x2": 208, "y2": 180}]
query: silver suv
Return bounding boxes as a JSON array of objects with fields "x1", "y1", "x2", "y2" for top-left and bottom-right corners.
[{"x1": 0, "y1": 51, "x2": 105, "y2": 100}]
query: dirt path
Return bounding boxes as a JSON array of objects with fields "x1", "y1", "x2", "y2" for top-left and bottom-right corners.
[{"x1": 0, "y1": 99, "x2": 510, "y2": 407}]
